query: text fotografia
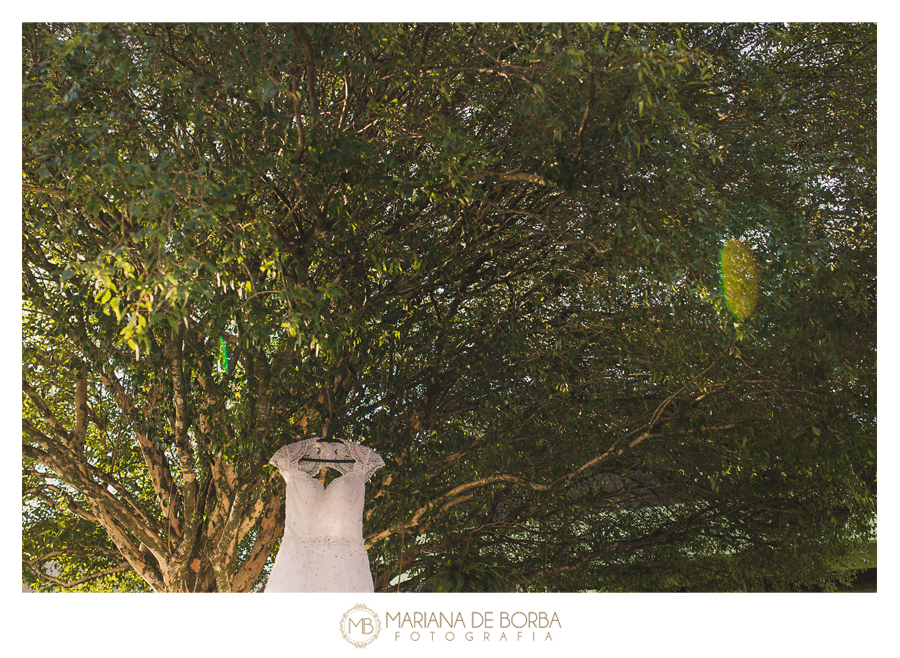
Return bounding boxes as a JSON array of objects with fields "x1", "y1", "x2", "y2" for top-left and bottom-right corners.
[{"x1": 386, "y1": 611, "x2": 561, "y2": 642}]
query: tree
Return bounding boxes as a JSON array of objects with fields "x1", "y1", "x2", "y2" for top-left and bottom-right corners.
[{"x1": 22, "y1": 22, "x2": 875, "y2": 592}]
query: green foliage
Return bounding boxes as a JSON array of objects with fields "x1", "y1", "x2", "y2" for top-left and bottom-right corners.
[
  {"x1": 419, "y1": 544, "x2": 516, "y2": 592},
  {"x1": 23, "y1": 22, "x2": 875, "y2": 592}
]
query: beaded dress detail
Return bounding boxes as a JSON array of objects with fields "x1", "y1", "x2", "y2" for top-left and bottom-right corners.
[{"x1": 264, "y1": 438, "x2": 384, "y2": 593}]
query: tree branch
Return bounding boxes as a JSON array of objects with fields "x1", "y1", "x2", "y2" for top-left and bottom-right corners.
[
  {"x1": 72, "y1": 367, "x2": 88, "y2": 454},
  {"x1": 23, "y1": 185, "x2": 67, "y2": 196},
  {"x1": 26, "y1": 563, "x2": 133, "y2": 590},
  {"x1": 165, "y1": 330, "x2": 199, "y2": 533},
  {"x1": 233, "y1": 481, "x2": 285, "y2": 592},
  {"x1": 22, "y1": 378, "x2": 73, "y2": 445}
]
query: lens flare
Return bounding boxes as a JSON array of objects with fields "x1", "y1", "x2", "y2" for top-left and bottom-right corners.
[
  {"x1": 219, "y1": 335, "x2": 229, "y2": 374},
  {"x1": 719, "y1": 238, "x2": 759, "y2": 321}
]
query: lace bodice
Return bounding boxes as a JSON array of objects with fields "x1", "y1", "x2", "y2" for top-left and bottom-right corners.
[
  {"x1": 269, "y1": 437, "x2": 384, "y2": 481},
  {"x1": 264, "y1": 438, "x2": 384, "y2": 592}
]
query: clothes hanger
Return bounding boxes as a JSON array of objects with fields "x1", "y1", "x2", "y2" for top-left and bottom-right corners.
[{"x1": 298, "y1": 428, "x2": 355, "y2": 464}]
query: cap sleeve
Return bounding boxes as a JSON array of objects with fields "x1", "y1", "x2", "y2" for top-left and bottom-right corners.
[
  {"x1": 349, "y1": 442, "x2": 385, "y2": 481},
  {"x1": 269, "y1": 439, "x2": 315, "y2": 482},
  {"x1": 269, "y1": 445, "x2": 293, "y2": 482}
]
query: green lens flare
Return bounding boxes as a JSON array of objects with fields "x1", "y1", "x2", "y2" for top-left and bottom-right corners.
[
  {"x1": 219, "y1": 335, "x2": 229, "y2": 373},
  {"x1": 720, "y1": 239, "x2": 759, "y2": 321}
]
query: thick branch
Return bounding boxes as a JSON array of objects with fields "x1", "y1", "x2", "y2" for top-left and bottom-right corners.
[
  {"x1": 23, "y1": 378, "x2": 73, "y2": 445},
  {"x1": 234, "y1": 481, "x2": 285, "y2": 592},
  {"x1": 299, "y1": 25, "x2": 319, "y2": 115},
  {"x1": 22, "y1": 442, "x2": 169, "y2": 568},
  {"x1": 366, "y1": 365, "x2": 723, "y2": 547},
  {"x1": 23, "y1": 185, "x2": 67, "y2": 196},
  {"x1": 95, "y1": 366, "x2": 180, "y2": 524},
  {"x1": 72, "y1": 367, "x2": 88, "y2": 454},
  {"x1": 26, "y1": 564, "x2": 133, "y2": 590},
  {"x1": 508, "y1": 549, "x2": 608, "y2": 585},
  {"x1": 93, "y1": 507, "x2": 167, "y2": 591},
  {"x1": 465, "y1": 170, "x2": 551, "y2": 186},
  {"x1": 165, "y1": 331, "x2": 199, "y2": 533}
]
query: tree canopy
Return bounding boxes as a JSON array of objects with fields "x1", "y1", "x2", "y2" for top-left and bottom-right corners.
[{"x1": 22, "y1": 22, "x2": 875, "y2": 592}]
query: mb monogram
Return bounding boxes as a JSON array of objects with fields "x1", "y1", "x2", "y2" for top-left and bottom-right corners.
[{"x1": 340, "y1": 604, "x2": 382, "y2": 648}]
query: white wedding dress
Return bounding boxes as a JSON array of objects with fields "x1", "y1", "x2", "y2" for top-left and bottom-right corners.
[{"x1": 264, "y1": 438, "x2": 384, "y2": 593}]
